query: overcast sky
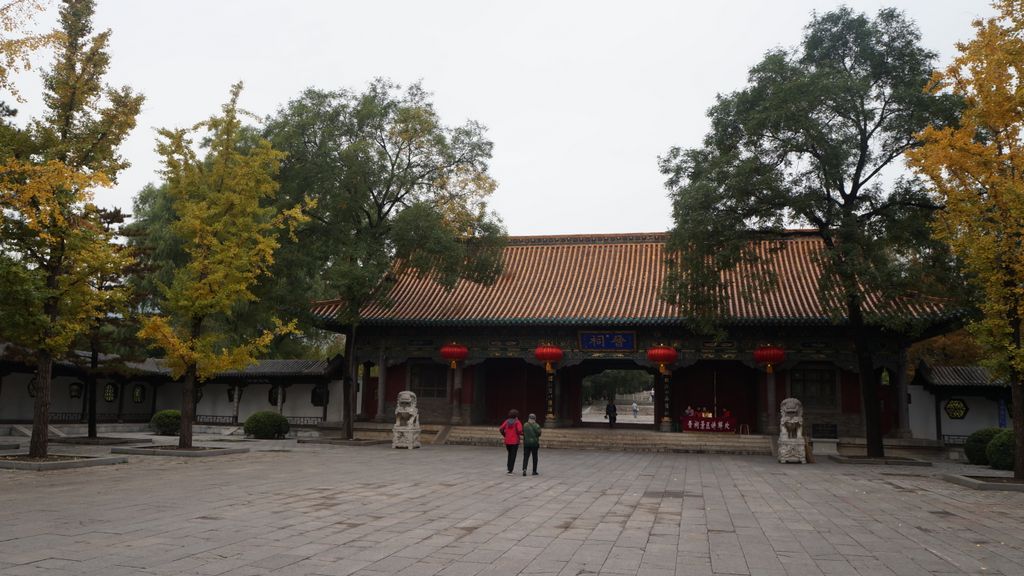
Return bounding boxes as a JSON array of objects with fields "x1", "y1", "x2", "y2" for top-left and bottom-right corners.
[{"x1": 15, "y1": 0, "x2": 997, "y2": 236}]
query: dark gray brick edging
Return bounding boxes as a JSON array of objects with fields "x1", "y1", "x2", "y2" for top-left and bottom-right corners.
[
  {"x1": 111, "y1": 446, "x2": 250, "y2": 457},
  {"x1": 0, "y1": 455, "x2": 128, "y2": 470},
  {"x1": 942, "y1": 473, "x2": 1024, "y2": 492},
  {"x1": 828, "y1": 455, "x2": 932, "y2": 466}
]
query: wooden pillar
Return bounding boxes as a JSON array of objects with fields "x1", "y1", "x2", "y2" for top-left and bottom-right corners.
[
  {"x1": 934, "y1": 390, "x2": 943, "y2": 444},
  {"x1": 276, "y1": 385, "x2": 284, "y2": 415},
  {"x1": 232, "y1": 384, "x2": 242, "y2": 424},
  {"x1": 766, "y1": 371, "x2": 777, "y2": 435},
  {"x1": 451, "y1": 365, "x2": 464, "y2": 425},
  {"x1": 149, "y1": 382, "x2": 159, "y2": 419},
  {"x1": 553, "y1": 372, "x2": 563, "y2": 427},
  {"x1": 659, "y1": 370, "x2": 672, "y2": 432},
  {"x1": 544, "y1": 368, "x2": 557, "y2": 427},
  {"x1": 116, "y1": 380, "x2": 126, "y2": 423},
  {"x1": 375, "y1": 351, "x2": 387, "y2": 422}
]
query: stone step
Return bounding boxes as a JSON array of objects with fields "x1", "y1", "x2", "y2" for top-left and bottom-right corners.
[{"x1": 444, "y1": 426, "x2": 771, "y2": 455}]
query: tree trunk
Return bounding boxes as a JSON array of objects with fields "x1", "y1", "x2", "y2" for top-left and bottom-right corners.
[
  {"x1": 179, "y1": 364, "x2": 196, "y2": 449},
  {"x1": 849, "y1": 297, "x2": 884, "y2": 457},
  {"x1": 1012, "y1": 314, "x2": 1023, "y2": 480},
  {"x1": 88, "y1": 344, "x2": 99, "y2": 438},
  {"x1": 29, "y1": 350, "x2": 53, "y2": 458}
]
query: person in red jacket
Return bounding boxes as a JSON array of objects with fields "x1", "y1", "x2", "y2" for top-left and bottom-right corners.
[{"x1": 499, "y1": 409, "x2": 523, "y2": 474}]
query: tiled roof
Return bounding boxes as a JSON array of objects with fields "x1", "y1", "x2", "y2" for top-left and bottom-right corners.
[
  {"x1": 1, "y1": 345, "x2": 337, "y2": 380},
  {"x1": 211, "y1": 359, "x2": 334, "y2": 379},
  {"x1": 916, "y1": 362, "x2": 1005, "y2": 388},
  {"x1": 310, "y1": 232, "x2": 956, "y2": 328}
]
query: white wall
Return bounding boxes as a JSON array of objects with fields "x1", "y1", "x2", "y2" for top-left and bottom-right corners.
[
  {"x1": 196, "y1": 382, "x2": 324, "y2": 421},
  {"x1": 909, "y1": 384, "x2": 1007, "y2": 440},
  {"x1": 0, "y1": 373, "x2": 155, "y2": 422}
]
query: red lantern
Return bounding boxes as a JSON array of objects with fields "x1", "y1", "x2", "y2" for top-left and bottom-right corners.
[
  {"x1": 440, "y1": 343, "x2": 469, "y2": 369},
  {"x1": 646, "y1": 345, "x2": 678, "y2": 374},
  {"x1": 534, "y1": 344, "x2": 564, "y2": 373},
  {"x1": 753, "y1": 345, "x2": 785, "y2": 373}
]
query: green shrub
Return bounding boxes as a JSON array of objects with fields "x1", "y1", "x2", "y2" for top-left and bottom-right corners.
[
  {"x1": 244, "y1": 411, "x2": 290, "y2": 439},
  {"x1": 964, "y1": 428, "x2": 1003, "y2": 465},
  {"x1": 986, "y1": 429, "x2": 1016, "y2": 471},
  {"x1": 150, "y1": 410, "x2": 181, "y2": 436}
]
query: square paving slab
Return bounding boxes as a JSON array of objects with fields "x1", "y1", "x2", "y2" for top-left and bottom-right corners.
[{"x1": 1, "y1": 438, "x2": 1022, "y2": 575}]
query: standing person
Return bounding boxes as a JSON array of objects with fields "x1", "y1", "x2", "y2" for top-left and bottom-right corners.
[
  {"x1": 605, "y1": 399, "x2": 617, "y2": 428},
  {"x1": 498, "y1": 409, "x2": 523, "y2": 474},
  {"x1": 522, "y1": 413, "x2": 542, "y2": 476},
  {"x1": 631, "y1": 401, "x2": 639, "y2": 419}
]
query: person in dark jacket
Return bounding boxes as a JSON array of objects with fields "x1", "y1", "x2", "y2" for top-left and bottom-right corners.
[
  {"x1": 605, "y1": 400, "x2": 617, "y2": 428},
  {"x1": 499, "y1": 409, "x2": 523, "y2": 474},
  {"x1": 522, "y1": 413, "x2": 542, "y2": 476}
]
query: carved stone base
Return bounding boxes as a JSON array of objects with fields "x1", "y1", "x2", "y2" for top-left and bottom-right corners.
[
  {"x1": 392, "y1": 426, "x2": 421, "y2": 449},
  {"x1": 778, "y1": 438, "x2": 807, "y2": 463}
]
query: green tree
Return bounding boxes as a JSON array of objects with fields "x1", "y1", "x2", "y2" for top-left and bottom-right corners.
[
  {"x1": 658, "y1": 7, "x2": 961, "y2": 456},
  {"x1": 908, "y1": 0, "x2": 1024, "y2": 478},
  {"x1": 138, "y1": 83, "x2": 305, "y2": 449},
  {"x1": 0, "y1": 0, "x2": 142, "y2": 457},
  {"x1": 264, "y1": 80, "x2": 506, "y2": 438}
]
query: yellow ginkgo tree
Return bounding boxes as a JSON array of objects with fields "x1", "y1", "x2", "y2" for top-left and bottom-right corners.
[
  {"x1": 0, "y1": 0, "x2": 142, "y2": 458},
  {"x1": 909, "y1": 0, "x2": 1024, "y2": 478},
  {"x1": 139, "y1": 83, "x2": 306, "y2": 449}
]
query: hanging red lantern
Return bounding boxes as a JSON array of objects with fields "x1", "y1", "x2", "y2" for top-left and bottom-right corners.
[
  {"x1": 753, "y1": 345, "x2": 786, "y2": 373},
  {"x1": 534, "y1": 344, "x2": 564, "y2": 373},
  {"x1": 440, "y1": 342, "x2": 469, "y2": 369},
  {"x1": 646, "y1": 345, "x2": 678, "y2": 374}
]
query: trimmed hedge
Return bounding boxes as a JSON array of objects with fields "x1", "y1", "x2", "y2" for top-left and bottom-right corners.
[
  {"x1": 150, "y1": 410, "x2": 181, "y2": 436},
  {"x1": 244, "y1": 411, "x2": 290, "y2": 439},
  {"x1": 986, "y1": 429, "x2": 1016, "y2": 471},
  {"x1": 965, "y1": 428, "x2": 1003, "y2": 465}
]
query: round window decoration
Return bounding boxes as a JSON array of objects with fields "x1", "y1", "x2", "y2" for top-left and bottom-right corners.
[
  {"x1": 68, "y1": 381, "x2": 83, "y2": 399},
  {"x1": 103, "y1": 383, "x2": 118, "y2": 403},
  {"x1": 944, "y1": 398, "x2": 968, "y2": 420}
]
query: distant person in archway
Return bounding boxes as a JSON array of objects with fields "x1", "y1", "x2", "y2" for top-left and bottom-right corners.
[
  {"x1": 522, "y1": 413, "x2": 542, "y2": 476},
  {"x1": 632, "y1": 401, "x2": 639, "y2": 418},
  {"x1": 605, "y1": 399, "x2": 617, "y2": 428},
  {"x1": 499, "y1": 409, "x2": 523, "y2": 474}
]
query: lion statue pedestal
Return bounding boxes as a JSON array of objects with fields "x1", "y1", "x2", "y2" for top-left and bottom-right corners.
[
  {"x1": 778, "y1": 397, "x2": 807, "y2": 464},
  {"x1": 392, "y1": 390, "x2": 421, "y2": 449}
]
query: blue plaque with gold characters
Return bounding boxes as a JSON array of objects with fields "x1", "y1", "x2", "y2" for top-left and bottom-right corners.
[{"x1": 579, "y1": 331, "x2": 636, "y2": 352}]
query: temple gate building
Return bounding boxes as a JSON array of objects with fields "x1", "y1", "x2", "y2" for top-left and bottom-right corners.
[{"x1": 312, "y1": 231, "x2": 956, "y2": 438}]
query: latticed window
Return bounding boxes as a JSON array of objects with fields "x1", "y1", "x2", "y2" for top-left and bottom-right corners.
[
  {"x1": 103, "y1": 383, "x2": 118, "y2": 403},
  {"x1": 789, "y1": 366, "x2": 837, "y2": 409},
  {"x1": 409, "y1": 362, "x2": 447, "y2": 399}
]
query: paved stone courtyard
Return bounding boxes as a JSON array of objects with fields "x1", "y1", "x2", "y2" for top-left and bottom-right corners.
[{"x1": 2, "y1": 437, "x2": 1023, "y2": 576}]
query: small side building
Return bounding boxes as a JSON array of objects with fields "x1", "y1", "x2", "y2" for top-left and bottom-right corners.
[{"x1": 909, "y1": 361, "x2": 1011, "y2": 445}]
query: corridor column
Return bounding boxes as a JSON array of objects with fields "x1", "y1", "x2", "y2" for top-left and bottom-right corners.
[
  {"x1": 375, "y1": 350, "x2": 387, "y2": 422},
  {"x1": 451, "y1": 365, "x2": 464, "y2": 425},
  {"x1": 660, "y1": 371, "x2": 672, "y2": 432}
]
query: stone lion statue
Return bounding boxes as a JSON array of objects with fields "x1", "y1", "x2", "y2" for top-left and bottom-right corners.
[
  {"x1": 779, "y1": 397, "x2": 803, "y2": 440},
  {"x1": 393, "y1": 390, "x2": 421, "y2": 449},
  {"x1": 395, "y1": 390, "x2": 419, "y2": 428},
  {"x1": 778, "y1": 397, "x2": 806, "y2": 463}
]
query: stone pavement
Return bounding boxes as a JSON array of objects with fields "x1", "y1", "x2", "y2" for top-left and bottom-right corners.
[{"x1": 1, "y1": 437, "x2": 1023, "y2": 576}]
